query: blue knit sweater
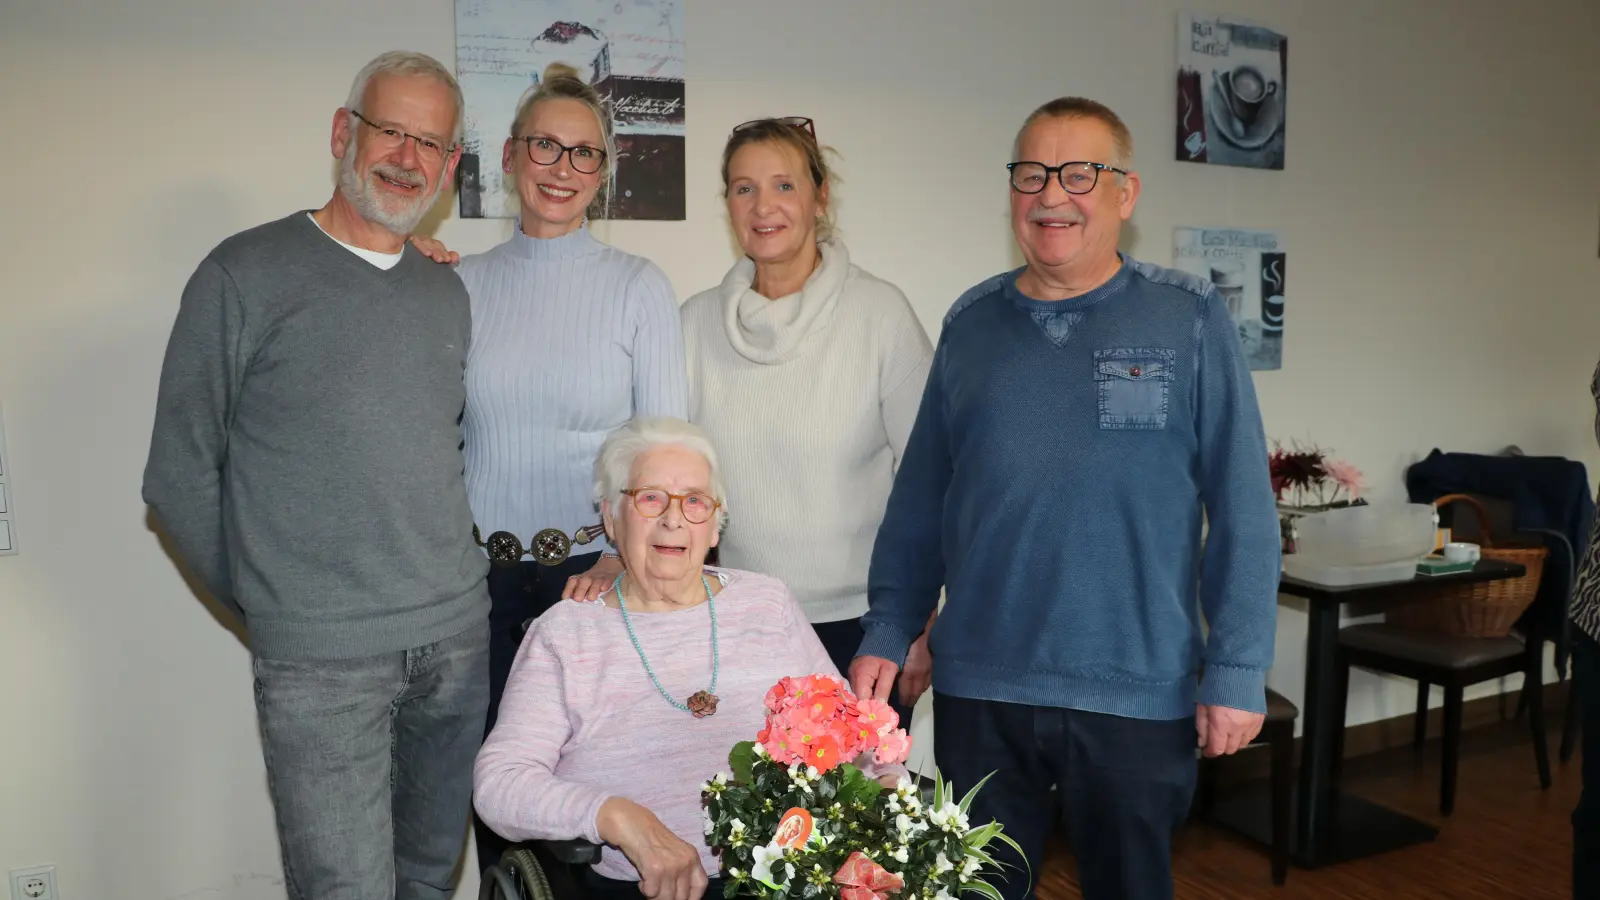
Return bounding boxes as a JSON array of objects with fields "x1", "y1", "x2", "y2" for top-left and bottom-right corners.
[{"x1": 857, "y1": 257, "x2": 1280, "y2": 718}]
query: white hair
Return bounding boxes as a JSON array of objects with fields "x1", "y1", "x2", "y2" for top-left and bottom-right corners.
[
  {"x1": 593, "y1": 417, "x2": 728, "y2": 529},
  {"x1": 345, "y1": 50, "x2": 464, "y2": 145}
]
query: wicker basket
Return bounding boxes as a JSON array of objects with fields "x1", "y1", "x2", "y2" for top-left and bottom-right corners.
[{"x1": 1383, "y1": 493, "x2": 1547, "y2": 637}]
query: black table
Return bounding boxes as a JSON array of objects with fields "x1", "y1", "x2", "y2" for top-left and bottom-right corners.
[{"x1": 1209, "y1": 558, "x2": 1527, "y2": 868}]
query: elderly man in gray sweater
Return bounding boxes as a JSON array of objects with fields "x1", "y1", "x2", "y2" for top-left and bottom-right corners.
[{"x1": 141, "y1": 51, "x2": 490, "y2": 900}]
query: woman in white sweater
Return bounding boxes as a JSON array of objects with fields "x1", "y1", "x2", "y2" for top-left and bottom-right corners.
[{"x1": 679, "y1": 117, "x2": 934, "y2": 726}]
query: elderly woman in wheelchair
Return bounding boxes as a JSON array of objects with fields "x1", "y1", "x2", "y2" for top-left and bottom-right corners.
[{"x1": 474, "y1": 417, "x2": 908, "y2": 900}]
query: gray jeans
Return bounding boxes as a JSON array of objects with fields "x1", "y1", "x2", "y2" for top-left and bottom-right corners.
[{"x1": 253, "y1": 621, "x2": 490, "y2": 900}]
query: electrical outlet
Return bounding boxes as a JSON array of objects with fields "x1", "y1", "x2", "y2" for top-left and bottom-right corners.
[{"x1": 8, "y1": 866, "x2": 56, "y2": 900}]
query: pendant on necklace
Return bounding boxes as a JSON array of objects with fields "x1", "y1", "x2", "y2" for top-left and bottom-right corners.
[{"x1": 687, "y1": 690, "x2": 719, "y2": 718}]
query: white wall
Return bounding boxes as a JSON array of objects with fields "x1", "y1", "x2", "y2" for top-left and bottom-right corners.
[{"x1": 3, "y1": 1, "x2": 1598, "y2": 897}]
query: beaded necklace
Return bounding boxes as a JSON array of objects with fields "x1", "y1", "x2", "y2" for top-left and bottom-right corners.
[{"x1": 613, "y1": 572, "x2": 720, "y2": 718}]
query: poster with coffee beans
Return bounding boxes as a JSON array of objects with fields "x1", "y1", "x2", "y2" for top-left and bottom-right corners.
[
  {"x1": 1172, "y1": 227, "x2": 1286, "y2": 371},
  {"x1": 1175, "y1": 11, "x2": 1287, "y2": 170}
]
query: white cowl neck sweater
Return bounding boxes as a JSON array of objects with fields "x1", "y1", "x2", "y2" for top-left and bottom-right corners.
[{"x1": 681, "y1": 240, "x2": 933, "y2": 623}]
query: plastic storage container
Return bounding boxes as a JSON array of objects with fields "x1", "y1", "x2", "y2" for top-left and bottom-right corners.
[{"x1": 1281, "y1": 502, "x2": 1437, "y2": 586}]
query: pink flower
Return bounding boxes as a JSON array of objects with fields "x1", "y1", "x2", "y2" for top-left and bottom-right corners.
[
  {"x1": 873, "y1": 729, "x2": 911, "y2": 765},
  {"x1": 854, "y1": 698, "x2": 900, "y2": 735},
  {"x1": 1323, "y1": 459, "x2": 1364, "y2": 499}
]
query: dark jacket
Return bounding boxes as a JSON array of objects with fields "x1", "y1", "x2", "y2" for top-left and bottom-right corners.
[{"x1": 1406, "y1": 449, "x2": 1594, "y2": 652}]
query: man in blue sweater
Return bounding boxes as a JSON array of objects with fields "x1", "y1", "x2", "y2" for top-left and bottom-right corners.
[{"x1": 851, "y1": 98, "x2": 1281, "y2": 900}]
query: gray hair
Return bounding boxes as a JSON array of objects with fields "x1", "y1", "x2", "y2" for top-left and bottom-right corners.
[
  {"x1": 593, "y1": 417, "x2": 728, "y2": 529},
  {"x1": 345, "y1": 50, "x2": 465, "y2": 146},
  {"x1": 1012, "y1": 96, "x2": 1134, "y2": 172}
]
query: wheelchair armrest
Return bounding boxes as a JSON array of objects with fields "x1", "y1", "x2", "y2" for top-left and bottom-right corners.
[{"x1": 540, "y1": 838, "x2": 603, "y2": 866}]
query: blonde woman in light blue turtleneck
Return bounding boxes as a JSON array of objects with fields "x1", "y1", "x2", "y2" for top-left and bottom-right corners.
[{"x1": 414, "y1": 61, "x2": 686, "y2": 872}]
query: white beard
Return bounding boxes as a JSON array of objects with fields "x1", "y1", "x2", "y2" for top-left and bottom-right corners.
[{"x1": 336, "y1": 148, "x2": 442, "y2": 235}]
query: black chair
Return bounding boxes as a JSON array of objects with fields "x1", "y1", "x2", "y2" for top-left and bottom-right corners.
[
  {"x1": 1195, "y1": 687, "x2": 1298, "y2": 886},
  {"x1": 1330, "y1": 621, "x2": 1552, "y2": 816}
]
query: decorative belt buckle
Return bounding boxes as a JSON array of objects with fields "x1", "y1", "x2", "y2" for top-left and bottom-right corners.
[{"x1": 474, "y1": 523, "x2": 607, "y2": 567}]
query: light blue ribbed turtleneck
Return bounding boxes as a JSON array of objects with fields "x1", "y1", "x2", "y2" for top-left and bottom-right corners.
[{"x1": 456, "y1": 223, "x2": 687, "y2": 555}]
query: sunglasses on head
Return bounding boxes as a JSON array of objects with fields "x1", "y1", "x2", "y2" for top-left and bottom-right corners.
[{"x1": 732, "y1": 116, "x2": 816, "y2": 139}]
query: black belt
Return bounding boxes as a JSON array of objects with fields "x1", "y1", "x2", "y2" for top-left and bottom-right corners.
[{"x1": 472, "y1": 522, "x2": 606, "y2": 567}]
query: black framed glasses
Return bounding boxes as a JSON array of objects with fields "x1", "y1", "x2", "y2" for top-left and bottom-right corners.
[
  {"x1": 1007, "y1": 160, "x2": 1127, "y2": 195},
  {"x1": 515, "y1": 136, "x2": 607, "y2": 174},
  {"x1": 620, "y1": 487, "x2": 721, "y2": 525},
  {"x1": 733, "y1": 116, "x2": 816, "y2": 139},
  {"x1": 348, "y1": 110, "x2": 453, "y2": 163}
]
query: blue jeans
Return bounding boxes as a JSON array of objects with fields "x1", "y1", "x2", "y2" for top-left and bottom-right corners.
[
  {"x1": 253, "y1": 621, "x2": 490, "y2": 900},
  {"x1": 933, "y1": 693, "x2": 1197, "y2": 900}
]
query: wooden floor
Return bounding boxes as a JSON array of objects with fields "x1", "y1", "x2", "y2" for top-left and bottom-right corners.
[{"x1": 1038, "y1": 719, "x2": 1580, "y2": 899}]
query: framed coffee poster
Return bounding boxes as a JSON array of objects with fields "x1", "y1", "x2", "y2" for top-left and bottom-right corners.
[
  {"x1": 1176, "y1": 11, "x2": 1287, "y2": 170},
  {"x1": 455, "y1": 0, "x2": 685, "y2": 220},
  {"x1": 1172, "y1": 227, "x2": 1286, "y2": 371}
]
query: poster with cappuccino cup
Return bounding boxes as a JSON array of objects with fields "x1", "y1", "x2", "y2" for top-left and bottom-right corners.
[
  {"x1": 1172, "y1": 227, "x2": 1286, "y2": 371},
  {"x1": 1175, "y1": 11, "x2": 1287, "y2": 170}
]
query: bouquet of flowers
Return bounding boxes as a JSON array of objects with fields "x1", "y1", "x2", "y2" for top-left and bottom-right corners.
[
  {"x1": 703, "y1": 674, "x2": 1023, "y2": 900},
  {"x1": 1269, "y1": 439, "x2": 1365, "y2": 509}
]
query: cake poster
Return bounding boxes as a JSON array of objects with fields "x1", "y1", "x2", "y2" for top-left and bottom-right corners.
[{"x1": 455, "y1": 0, "x2": 685, "y2": 220}]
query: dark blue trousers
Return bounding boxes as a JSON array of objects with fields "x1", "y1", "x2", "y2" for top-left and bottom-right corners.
[
  {"x1": 933, "y1": 693, "x2": 1197, "y2": 900},
  {"x1": 1573, "y1": 630, "x2": 1600, "y2": 900}
]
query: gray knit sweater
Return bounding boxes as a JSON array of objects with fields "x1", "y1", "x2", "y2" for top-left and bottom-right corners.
[{"x1": 142, "y1": 211, "x2": 489, "y2": 661}]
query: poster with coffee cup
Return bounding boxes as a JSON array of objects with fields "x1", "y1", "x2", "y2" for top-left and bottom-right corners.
[
  {"x1": 454, "y1": 0, "x2": 685, "y2": 220},
  {"x1": 1172, "y1": 227, "x2": 1286, "y2": 371},
  {"x1": 1175, "y1": 11, "x2": 1287, "y2": 170}
]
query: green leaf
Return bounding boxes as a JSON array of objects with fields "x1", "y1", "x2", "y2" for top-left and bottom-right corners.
[
  {"x1": 959, "y1": 881, "x2": 1005, "y2": 900},
  {"x1": 731, "y1": 741, "x2": 757, "y2": 783},
  {"x1": 963, "y1": 822, "x2": 1002, "y2": 850}
]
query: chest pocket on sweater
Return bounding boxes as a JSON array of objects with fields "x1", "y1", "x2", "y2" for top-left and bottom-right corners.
[{"x1": 1094, "y1": 348, "x2": 1176, "y2": 430}]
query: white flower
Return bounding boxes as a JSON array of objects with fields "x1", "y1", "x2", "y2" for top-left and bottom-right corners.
[
  {"x1": 702, "y1": 809, "x2": 715, "y2": 835},
  {"x1": 894, "y1": 777, "x2": 915, "y2": 797},
  {"x1": 960, "y1": 856, "x2": 980, "y2": 878},
  {"x1": 892, "y1": 846, "x2": 909, "y2": 864},
  {"x1": 807, "y1": 765, "x2": 821, "y2": 780},
  {"x1": 933, "y1": 855, "x2": 954, "y2": 876},
  {"x1": 928, "y1": 802, "x2": 968, "y2": 833},
  {"x1": 753, "y1": 743, "x2": 768, "y2": 758},
  {"x1": 903, "y1": 795, "x2": 922, "y2": 814},
  {"x1": 885, "y1": 795, "x2": 902, "y2": 813},
  {"x1": 751, "y1": 844, "x2": 786, "y2": 887},
  {"x1": 935, "y1": 889, "x2": 954, "y2": 900},
  {"x1": 714, "y1": 772, "x2": 728, "y2": 786},
  {"x1": 894, "y1": 814, "x2": 927, "y2": 840}
]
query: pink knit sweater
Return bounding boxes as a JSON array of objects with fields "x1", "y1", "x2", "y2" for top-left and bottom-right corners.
[{"x1": 473, "y1": 567, "x2": 906, "y2": 881}]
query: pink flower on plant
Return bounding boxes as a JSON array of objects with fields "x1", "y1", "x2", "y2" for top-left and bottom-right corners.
[
  {"x1": 854, "y1": 698, "x2": 900, "y2": 735},
  {"x1": 873, "y1": 728, "x2": 911, "y2": 765}
]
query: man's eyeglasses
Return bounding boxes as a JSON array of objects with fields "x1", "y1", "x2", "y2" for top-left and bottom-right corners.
[
  {"x1": 1007, "y1": 161, "x2": 1128, "y2": 195},
  {"x1": 620, "y1": 487, "x2": 722, "y2": 525},
  {"x1": 515, "y1": 136, "x2": 607, "y2": 174},
  {"x1": 733, "y1": 117, "x2": 816, "y2": 140},
  {"x1": 348, "y1": 110, "x2": 453, "y2": 164}
]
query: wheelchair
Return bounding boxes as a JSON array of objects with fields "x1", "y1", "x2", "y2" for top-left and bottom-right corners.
[{"x1": 480, "y1": 838, "x2": 603, "y2": 900}]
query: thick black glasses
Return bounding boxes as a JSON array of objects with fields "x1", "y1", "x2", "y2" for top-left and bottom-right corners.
[
  {"x1": 516, "y1": 136, "x2": 607, "y2": 174},
  {"x1": 1007, "y1": 161, "x2": 1128, "y2": 195},
  {"x1": 733, "y1": 116, "x2": 816, "y2": 139},
  {"x1": 349, "y1": 110, "x2": 452, "y2": 163}
]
